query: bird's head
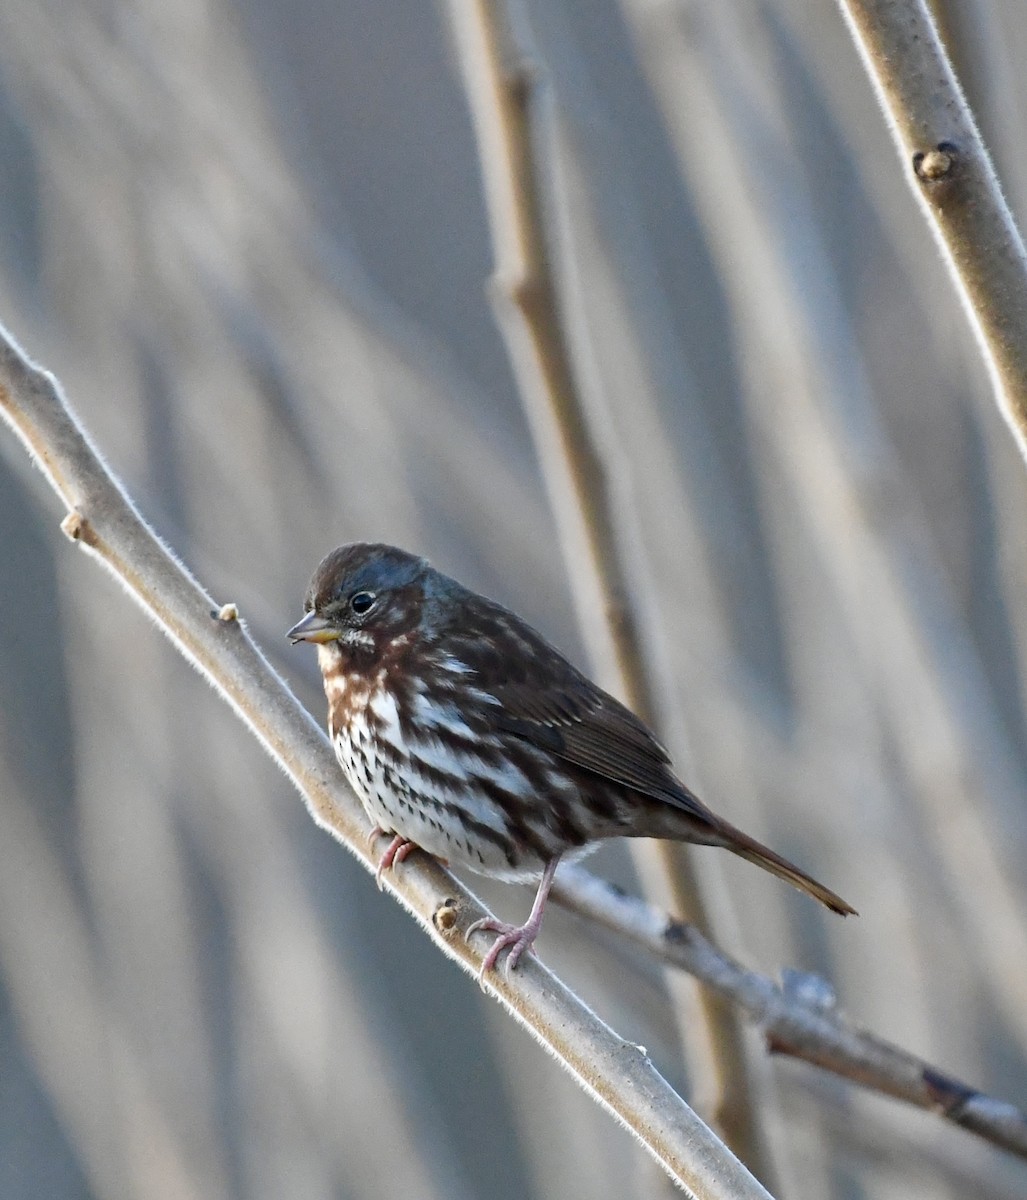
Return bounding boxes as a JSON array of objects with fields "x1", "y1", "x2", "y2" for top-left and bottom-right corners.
[{"x1": 287, "y1": 542, "x2": 430, "y2": 655}]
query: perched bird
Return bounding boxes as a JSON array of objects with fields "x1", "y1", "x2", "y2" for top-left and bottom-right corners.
[{"x1": 288, "y1": 543, "x2": 855, "y2": 975}]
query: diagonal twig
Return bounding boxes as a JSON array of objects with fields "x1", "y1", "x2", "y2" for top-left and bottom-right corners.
[
  {"x1": 554, "y1": 864, "x2": 1027, "y2": 1161},
  {"x1": 836, "y1": 0, "x2": 1027, "y2": 460},
  {"x1": 0, "y1": 323, "x2": 773, "y2": 1200},
  {"x1": 2, "y1": 319, "x2": 1026, "y2": 1180}
]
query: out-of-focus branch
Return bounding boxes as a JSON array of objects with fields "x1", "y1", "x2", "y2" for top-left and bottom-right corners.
[
  {"x1": 445, "y1": 0, "x2": 647, "y2": 702},
  {"x1": 0, "y1": 326, "x2": 774, "y2": 1200},
  {"x1": 554, "y1": 865, "x2": 1027, "y2": 1162},
  {"x1": 446, "y1": 0, "x2": 773, "y2": 1172},
  {"x1": 622, "y1": 0, "x2": 1027, "y2": 1040},
  {"x1": 836, "y1": 0, "x2": 1027, "y2": 460},
  {"x1": 3, "y1": 329, "x2": 1023, "y2": 1177}
]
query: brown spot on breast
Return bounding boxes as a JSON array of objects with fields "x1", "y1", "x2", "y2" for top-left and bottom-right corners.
[
  {"x1": 318, "y1": 630, "x2": 416, "y2": 743},
  {"x1": 318, "y1": 643, "x2": 372, "y2": 740}
]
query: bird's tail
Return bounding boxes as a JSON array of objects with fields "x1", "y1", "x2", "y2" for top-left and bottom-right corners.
[{"x1": 717, "y1": 821, "x2": 857, "y2": 916}]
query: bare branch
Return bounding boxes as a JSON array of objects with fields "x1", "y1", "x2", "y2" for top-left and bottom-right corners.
[
  {"x1": 0, "y1": 324, "x2": 775, "y2": 1200},
  {"x1": 555, "y1": 865, "x2": 1027, "y2": 1161},
  {"x1": 836, "y1": 0, "x2": 1027, "y2": 460},
  {"x1": 622, "y1": 0, "x2": 1027, "y2": 1042},
  {"x1": 4, "y1": 315, "x2": 1026, "y2": 1178},
  {"x1": 446, "y1": 0, "x2": 773, "y2": 1170}
]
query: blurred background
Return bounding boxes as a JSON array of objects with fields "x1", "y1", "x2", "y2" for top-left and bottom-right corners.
[{"x1": 1, "y1": 0, "x2": 1026, "y2": 1196}]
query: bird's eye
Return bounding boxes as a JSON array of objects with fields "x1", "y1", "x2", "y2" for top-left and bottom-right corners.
[{"x1": 350, "y1": 591, "x2": 376, "y2": 615}]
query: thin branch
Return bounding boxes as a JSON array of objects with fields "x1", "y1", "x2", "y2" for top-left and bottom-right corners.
[
  {"x1": 446, "y1": 0, "x2": 647, "y2": 703},
  {"x1": 836, "y1": 0, "x2": 1027, "y2": 460},
  {"x1": 2, "y1": 327, "x2": 1025, "y2": 1179},
  {"x1": 621, "y1": 0, "x2": 1027, "y2": 1038},
  {"x1": 554, "y1": 865, "x2": 1027, "y2": 1162},
  {"x1": 446, "y1": 0, "x2": 772, "y2": 1171},
  {"x1": 0, "y1": 325, "x2": 773, "y2": 1200}
]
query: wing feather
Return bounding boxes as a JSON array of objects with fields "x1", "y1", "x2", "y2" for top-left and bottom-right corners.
[
  {"x1": 438, "y1": 588, "x2": 714, "y2": 825},
  {"x1": 488, "y1": 673, "x2": 713, "y2": 825}
]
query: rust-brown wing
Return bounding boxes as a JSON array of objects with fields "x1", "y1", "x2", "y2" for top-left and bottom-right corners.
[
  {"x1": 487, "y1": 675, "x2": 714, "y2": 826},
  {"x1": 440, "y1": 585, "x2": 714, "y2": 824}
]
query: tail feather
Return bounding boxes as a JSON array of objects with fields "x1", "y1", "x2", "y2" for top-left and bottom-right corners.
[{"x1": 718, "y1": 822, "x2": 857, "y2": 916}]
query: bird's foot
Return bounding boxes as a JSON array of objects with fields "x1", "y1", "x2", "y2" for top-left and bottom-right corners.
[
  {"x1": 466, "y1": 857, "x2": 560, "y2": 983},
  {"x1": 466, "y1": 915, "x2": 542, "y2": 979},
  {"x1": 372, "y1": 830, "x2": 418, "y2": 888}
]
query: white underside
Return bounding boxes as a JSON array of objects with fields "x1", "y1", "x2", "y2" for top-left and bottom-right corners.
[{"x1": 326, "y1": 663, "x2": 559, "y2": 877}]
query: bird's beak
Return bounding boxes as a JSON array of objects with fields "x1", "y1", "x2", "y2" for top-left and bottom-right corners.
[{"x1": 287, "y1": 612, "x2": 341, "y2": 645}]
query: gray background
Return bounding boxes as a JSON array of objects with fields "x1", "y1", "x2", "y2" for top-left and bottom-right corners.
[{"x1": 0, "y1": 0, "x2": 1026, "y2": 1197}]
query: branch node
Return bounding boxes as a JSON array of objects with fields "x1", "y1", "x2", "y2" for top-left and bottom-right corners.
[
  {"x1": 663, "y1": 916, "x2": 697, "y2": 946},
  {"x1": 433, "y1": 897, "x2": 461, "y2": 936},
  {"x1": 487, "y1": 268, "x2": 544, "y2": 317},
  {"x1": 764, "y1": 1033, "x2": 787, "y2": 1057},
  {"x1": 780, "y1": 967, "x2": 837, "y2": 1013},
  {"x1": 912, "y1": 141, "x2": 958, "y2": 183},
  {"x1": 215, "y1": 602, "x2": 240, "y2": 622},
  {"x1": 60, "y1": 509, "x2": 87, "y2": 542},
  {"x1": 922, "y1": 1066, "x2": 979, "y2": 1116}
]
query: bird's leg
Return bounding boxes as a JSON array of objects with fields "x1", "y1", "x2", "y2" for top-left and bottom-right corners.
[
  {"x1": 371, "y1": 828, "x2": 418, "y2": 888},
  {"x1": 467, "y1": 855, "x2": 562, "y2": 978}
]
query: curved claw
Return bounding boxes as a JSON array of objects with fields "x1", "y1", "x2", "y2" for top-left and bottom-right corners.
[
  {"x1": 374, "y1": 833, "x2": 417, "y2": 888},
  {"x1": 467, "y1": 917, "x2": 540, "y2": 980},
  {"x1": 466, "y1": 856, "x2": 561, "y2": 982}
]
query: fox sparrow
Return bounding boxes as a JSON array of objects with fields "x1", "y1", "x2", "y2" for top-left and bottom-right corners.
[{"x1": 288, "y1": 543, "x2": 854, "y2": 974}]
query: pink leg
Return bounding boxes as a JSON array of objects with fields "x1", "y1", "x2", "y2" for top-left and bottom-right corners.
[
  {"x1": 372, "y1": 830, "x2": 418, "y2": 888},
  {"x1": 467, "y1": 856, "x2": 561, "y2": 978}
]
